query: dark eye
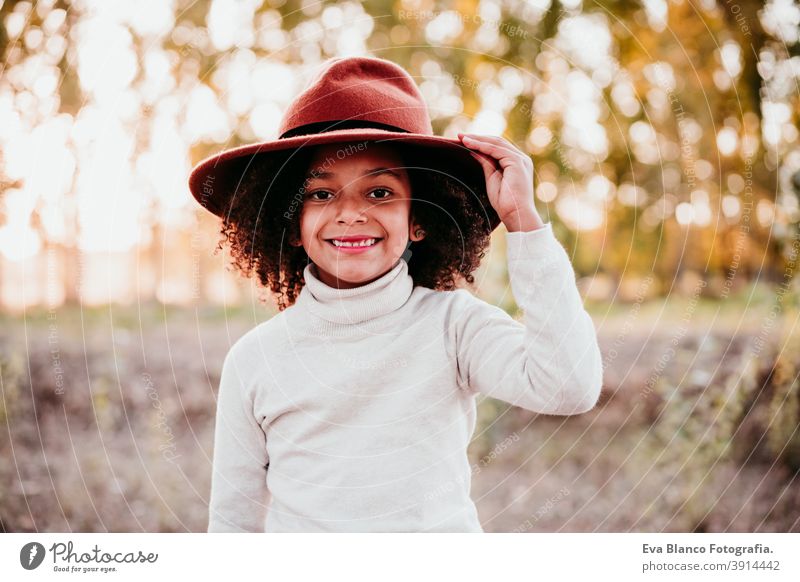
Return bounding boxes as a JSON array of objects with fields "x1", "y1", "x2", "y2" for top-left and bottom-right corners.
[
  {"x1": 369, "y1": 188, "x2": 392, "y2": 199},
  {"x1": 307, "y1": 190, "x2": 333, "y2": 201}
]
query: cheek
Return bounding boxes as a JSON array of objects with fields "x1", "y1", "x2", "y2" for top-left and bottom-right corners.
[
  {"x1": 298, "y1": 210, "x2": 321, "y2": 242},
  {"x1": 377, "y1": 201, "x2": 411, "y2": 233},
  {"x1": 379, "y1": 215, "x2": 411, "y2": 251}
]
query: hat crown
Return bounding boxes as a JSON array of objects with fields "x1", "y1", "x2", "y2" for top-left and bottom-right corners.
[{"x1": 278, "y1": 56, "x2": 434, "y2": 138}]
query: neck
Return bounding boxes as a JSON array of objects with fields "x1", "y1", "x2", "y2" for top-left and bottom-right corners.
[
  {"x1": 295, "y1": 258, "x2": 414, "y2": 328},
  {"x1": 311, "y1": 264, "x2": 391, "y2": 290}
]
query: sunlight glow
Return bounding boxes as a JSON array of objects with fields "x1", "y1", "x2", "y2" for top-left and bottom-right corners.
[
  {"x1": 556, "y1": 193, "x2": 605, "y2": 231},
  {"x1": 208, "y1": 0, "x2": 259, "y2": 50},
  {"x1": 760, "y1": 0, "x2": 800, "y2": 44},
  {"x1": 717, "y1": 127, "x2": 739, "y2": 156},
  {"x1": 0, "y1": 0, "x2": 794, "y2": 308}
]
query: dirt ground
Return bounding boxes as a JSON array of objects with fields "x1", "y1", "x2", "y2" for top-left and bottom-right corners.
[{"x1": 1, "y1": 297, "x2": 798, "y2": 532}]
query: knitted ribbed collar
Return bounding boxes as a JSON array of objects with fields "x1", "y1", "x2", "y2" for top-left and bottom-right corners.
[{"x1": 295, "y1": 258, "x2": 414, "y2": 326}]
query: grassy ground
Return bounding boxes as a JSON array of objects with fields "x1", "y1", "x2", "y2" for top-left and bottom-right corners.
[{"x1": 1, "y1": 281, "x2": 798, "y2": 532}]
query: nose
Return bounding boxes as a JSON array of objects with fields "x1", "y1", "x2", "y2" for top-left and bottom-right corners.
[{"x1": 334, "y1": 191, "x2": 369, "y2": 225}]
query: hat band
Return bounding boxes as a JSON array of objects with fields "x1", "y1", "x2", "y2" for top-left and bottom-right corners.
[{"x1": 279, "y1": 119, "x2": 411, "y2": 139}]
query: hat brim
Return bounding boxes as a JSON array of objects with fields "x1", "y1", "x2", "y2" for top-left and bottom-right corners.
[{"x1": 188, "y1": 127, "x2": 502, "y2": 232}]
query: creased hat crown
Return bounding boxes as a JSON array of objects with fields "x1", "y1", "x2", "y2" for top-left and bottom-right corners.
[{"x1": 278, "y1": 56, "x2": 434, "y2": 138}]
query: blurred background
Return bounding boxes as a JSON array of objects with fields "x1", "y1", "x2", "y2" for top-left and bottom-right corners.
[{"x1": 1, "y1": 0, "x2": 799, "y2": 532}]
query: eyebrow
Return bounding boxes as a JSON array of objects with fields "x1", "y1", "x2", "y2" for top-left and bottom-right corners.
[{"x1": 304, "y1": 167, "x2": 403, "y2": 182}]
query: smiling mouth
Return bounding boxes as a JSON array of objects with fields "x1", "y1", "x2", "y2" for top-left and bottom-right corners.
[{"x1": 325, "y1": 238, "x2": 384, "y2": 249}]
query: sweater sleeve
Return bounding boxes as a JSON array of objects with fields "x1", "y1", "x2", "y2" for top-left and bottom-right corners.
[
  {"x1": 207, "y1": 345, "x2": 271, "y2": 532},
  {"x1": 453, "y1": 222, "x2": 603, "y2": 415}
]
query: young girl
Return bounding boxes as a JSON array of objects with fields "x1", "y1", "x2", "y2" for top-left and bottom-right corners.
[{"x1": 189, "y1": 56, "x2": 603, "y2": 532}]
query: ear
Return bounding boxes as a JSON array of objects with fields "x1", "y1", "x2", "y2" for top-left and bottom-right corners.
[{"x1": 409, "y1": 216, "x2": 426, "y2": 242}]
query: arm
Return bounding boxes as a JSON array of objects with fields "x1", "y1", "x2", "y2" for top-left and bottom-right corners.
[
  {"x1": 454, "y1": 222, "x2": 603, "y2": 415},
  {"x1": 207, "y1": 346, "x2": 271, "y2": 532}
]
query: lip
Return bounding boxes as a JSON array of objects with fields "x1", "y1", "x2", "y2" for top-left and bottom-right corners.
[
  {"x1": 325, "y1": 235, "x2": 383, "y2": 242},
  {"x1": 326, "y1": 238, "x2": 382, "y2": 254}
]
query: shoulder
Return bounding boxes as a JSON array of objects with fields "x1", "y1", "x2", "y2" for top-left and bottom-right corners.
[
  {"x1": 217, "y1": 314, "x2": 292, "y2": 406},
  {"x1": 223, "y1": 312, "x2": 291, "y2": 371}
]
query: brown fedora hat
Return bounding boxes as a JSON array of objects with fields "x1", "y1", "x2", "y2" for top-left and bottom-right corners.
[{"x1": 187, "y1": 55, "x2": 501, "y2": 232}]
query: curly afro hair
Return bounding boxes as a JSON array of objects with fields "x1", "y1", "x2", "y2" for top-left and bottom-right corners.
[{"x1": 216, "y1": 140, "x2": 495, "y2": 311}]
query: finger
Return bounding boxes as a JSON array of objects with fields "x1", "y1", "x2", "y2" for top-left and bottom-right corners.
[
  {"x1": 458, "y1": 133, "x2": 523, "y2": 159},
  {"x1": 459, "y1": 133, "x2": 526, "y2": 156},
  {"x1": 468, "y1": 148, "x2": 499, "y2": 171},
  {"x1": 468, "y1": 150, "x2": 500, "y2": 186},
  {"x1": 460, "y1": 136, "x2": 525, "y2": 170}
]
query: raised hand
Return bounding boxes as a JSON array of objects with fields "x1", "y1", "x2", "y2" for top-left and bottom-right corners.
[{"x1": 458, "y1": 133, "x2": 545, "y2": 232}]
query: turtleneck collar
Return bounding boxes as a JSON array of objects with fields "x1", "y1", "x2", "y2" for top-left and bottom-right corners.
[{"x1": 294, "y1": 258, "x2": 414, "y2": 326}]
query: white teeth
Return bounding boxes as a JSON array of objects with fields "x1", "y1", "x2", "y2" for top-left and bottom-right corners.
[{"x1": 331, "y1": 238, "x2": 378, "y2": 247}]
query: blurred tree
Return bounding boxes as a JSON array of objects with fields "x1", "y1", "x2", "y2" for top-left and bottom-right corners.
[{"x1": 0, "y1": 0, "x2": 798, "y2": 307}]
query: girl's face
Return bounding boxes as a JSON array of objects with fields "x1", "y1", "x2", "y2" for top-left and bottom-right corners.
[{"x1": 292, "y1": 142, "x2": 425, "y2": 289}]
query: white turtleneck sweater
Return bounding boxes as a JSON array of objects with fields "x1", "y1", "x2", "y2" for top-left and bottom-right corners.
[{"x1": 207, "y1": 222, "x2": 603, "y2": 532}]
